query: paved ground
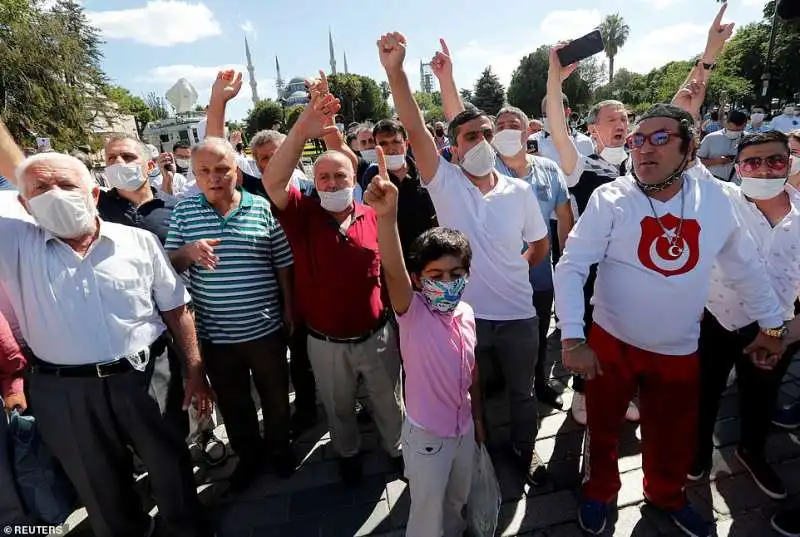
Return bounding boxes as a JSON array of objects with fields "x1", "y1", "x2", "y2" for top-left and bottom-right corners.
[{"x1": 62, "y1": 323, "x2": 800, "y2": 536}]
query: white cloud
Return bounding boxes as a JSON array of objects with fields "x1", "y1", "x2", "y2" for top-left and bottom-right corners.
[
  {"x1": 641, "y1": 0, "x2": 684, "y2": 10},
  {"x1": 455, "y1": 41, "x2": 531, "y2": 87},
  {"x1": 615, "y1": 23, "x2": 706, "y2": 74},
  {"x1": 136, "y1": 64, "x2": 243, "y2": 85},
  {"x1": 87, "y1": 1, "x2": 221, "y2": 47},
  {"x1": 241, "y1": 19, "x2": 256, "y2": 40},
  {"x1": 539, "y1": 9, "x2": 603, "y2": 42}
]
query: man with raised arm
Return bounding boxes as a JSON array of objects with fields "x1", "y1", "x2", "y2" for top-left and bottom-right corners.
[
  {"x1": 261, "y1": 81, "x2": 404, "y2": 486},
  {"x1": 380, "y1": 31, "x2": 551, "y2": 486}
]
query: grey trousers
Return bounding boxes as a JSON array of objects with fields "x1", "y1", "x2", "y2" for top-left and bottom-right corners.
[
  {"x1": 27, "y1": 349, "x2": 204, "y2": 537},
  {"x1": 402, "y1": 420, "x2": 474, "y2": 537},
  {"x1": 475, "y1": 317, "x2": 540, "y2": 450},
  {"x1": 307, "y1": 323, "x2": 403, "y2": 458}
]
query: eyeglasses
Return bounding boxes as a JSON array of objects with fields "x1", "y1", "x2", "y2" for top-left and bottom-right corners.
[
  {"x1": 736, "y1": 155, "x2": 790, "y2": 174},
  {"x1": 626, "y1": 130, "x2": 679, "y2": 149}
]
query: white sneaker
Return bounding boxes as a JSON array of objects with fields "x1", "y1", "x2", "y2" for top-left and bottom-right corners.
[
  {"x1": 571, "y1": 392, "x2": 587, "y2": 425},
  {"x1": 625, "y1": 401, "x2": 640, "y2": 422}
]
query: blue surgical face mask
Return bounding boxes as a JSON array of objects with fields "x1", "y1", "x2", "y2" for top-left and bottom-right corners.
[{"x1": 420, "y1": 277, "x2": 468, "y2": 314}]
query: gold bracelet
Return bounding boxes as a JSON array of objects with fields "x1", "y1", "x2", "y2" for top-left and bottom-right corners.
[{"x1": 563, "y1": 340, "x2": 586, "y2": 353}]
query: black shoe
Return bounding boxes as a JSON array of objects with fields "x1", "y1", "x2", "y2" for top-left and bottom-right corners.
[
  {"x1": 339, "y1": 455, "x2": 363, "y2": 485},
  {"x1": 227, "y1": 458, "x2": 262, "y2": 494},
  {"x1": 290, "y1": 409, "x2": 318, "y2": 439},
  {"x1": 200, "y1": 433, "x2": 229, "y2": 467},
  {"x1": 736, "y1": 447, "x2": 787, "y2": 500},
  {"x1": 772, "y1": 510, "x2": 800, "y2": 537},
  {"x1": 535, "y1": 383, "x2": 564, "y2": 410},
  {"x1": 273, "y1": 450, "x2": 297, "y2": 479},
  {"x1": 686, "y1": 458, "x2": 709, "y2": 482},
  {"x1": 513, "y1": 446, "x2": 548, "y2": 486}
]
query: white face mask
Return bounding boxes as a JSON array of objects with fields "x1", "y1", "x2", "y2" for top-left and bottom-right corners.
[
  {"x1": 385, "y1": 154, "x2": 406, "y2": 171},
  {"x1": 790, "y1": 155, "x2": 800, "y2": 176},
  {"x1": 600, "y1": 145, "x2": 628, "y2": 166},
  {"x1": 460, "y1": 140, "x2": 496, "y2": 177},
  {"x1": 318, "y1": 186, "x2": 354, "y2": 213},
  {"x1": 725, "y1": 129, "x2": 743, "y2": 140},
  {"x1": 360, "y1": 149, "x2": 378, "y2": 164},
  {"x1": 492, "y1": 129, "x2": 524, "y2": 157},
  {"x1": 175, "y1": 158, "x2": 191, "y2": 170},
  {"x1": 27, "y1": 189, "x2": 97, "y2": 239},
  {"x1": 740, "y1": 176, "x2": 787, "y2": 200},
  {"x1": 105, "y1": 163, "x2": 146, "y2": 191},
  {"x1": 751, "y1": 113, "x2": 765, "y2": 123}
]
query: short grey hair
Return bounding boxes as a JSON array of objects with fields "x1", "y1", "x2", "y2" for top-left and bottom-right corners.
[
  {"x1": 356, "y1": 122, "x2": 375, "y2": 136},
  {"x1": 250, "y1": 130, "x2": 286, "y2": 154},
  {"x1": 541, "y1": 93, "x2": 569, "y2": 115},
  {"x1": 191, "y1": 137, "x2": 237, "y2": 163},
  {"x1": 586, "y1": 100, "x2": 626, "y2": 125},
  {"x1": 496, "y1": 106, "x2": 529, "y2": 129},
  {"x1": 15, "y1": 152, "x2": 96, "y2": 197},
  {"x1": 105, "y1": 134, "x2": 151, "y2": 162}
]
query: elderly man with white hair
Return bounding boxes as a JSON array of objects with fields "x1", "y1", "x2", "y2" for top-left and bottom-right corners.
[
  {"x1": 0, "y1": 120, "x2": 212, "y2": 537},
  {"x1": 165, "y1": 135, "x2": 297, "y2": 492},
  {"x1": 262, "y1": 81, "x2": 404, "y2": 486}
]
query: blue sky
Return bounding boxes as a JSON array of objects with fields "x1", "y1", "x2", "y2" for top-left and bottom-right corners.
[{"x1": 78, "y1": 0, "x2": 769, "y2": 122}]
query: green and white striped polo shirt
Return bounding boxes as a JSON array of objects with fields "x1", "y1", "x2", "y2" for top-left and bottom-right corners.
[{"x1": 165, "y1": 189, "x2": 293, "y2": 344}]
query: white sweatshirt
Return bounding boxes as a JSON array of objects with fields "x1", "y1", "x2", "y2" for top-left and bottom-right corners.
[{"x1": 554, "y1": 173, "x2": 784, "y2": 355}]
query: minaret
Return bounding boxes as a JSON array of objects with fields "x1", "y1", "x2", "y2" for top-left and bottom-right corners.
[
  {"x1": 329, "y1": 27, "x2": 337, "y2": 75},
  {"x1": 275, "y1": 56, "x2": 284, "y2": 98},
  {"x1": 245, "y1": 37, "x2": 259, "y2": 105},
  {"x1": 343, "y1": 51, "x2": 349, "y2": 75}
]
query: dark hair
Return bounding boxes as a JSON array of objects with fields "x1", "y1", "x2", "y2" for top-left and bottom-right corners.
[
  {"x1": 373, "y1": 119, "x2": 408, "y2": 141},
  {"x1": 173, "y1": 141, "x2": 191, "y2": 152},
  {"x1": 407, "y1": 227, "x2": 472, "y2": 275},
  {"x1": 540, "y1": 93, "x2": 570, "y2": 116},
  {"x1": 638, "y1": 103, "x2": 696, "y2": 153},
  {"x1": 708, "y1": 110, "x2": 719, "y2": 121},
  {"x1": 447, "y1": 106, "x2": 488, "y2": 147},
  {"x1": 235, "y1": 142, "x2": 244, "y2": 152},
  {"x1": 345, "y1": 132, "x2": 358, "y2": 147},
  {"x1": 728, "y1": 110, "x2": 748, "y2": 127},
  {"x1": 736, "y1": 130, "x2": 790, "y2": 158}
]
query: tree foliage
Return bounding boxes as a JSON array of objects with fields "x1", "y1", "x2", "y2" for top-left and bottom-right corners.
[
  {"x1": 284, "y1": 105, "x2": 305, "y2": 133},
  {"x1": 472, "y1": 67, "x2": 505, "y2": 116},
  {"x1": 327, "y1": 73, "x2": 390, "y2": 124},
  {"x1": 107, "y1": 86, "x2": 152, "y2": 135},
  {"x1": 144, "y1": 91, "x2": 171, "y2": 121},
  {"x1": 598, "y1": 13, "x2": 630, "y2": 82},
  {"x1": 244, "y1": 99, "x2": 283, "y2": 138}
]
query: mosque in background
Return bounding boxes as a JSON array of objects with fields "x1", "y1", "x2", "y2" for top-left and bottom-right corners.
[{"x1": 245, "y1": 28, "x2": 349, "y2": 108}]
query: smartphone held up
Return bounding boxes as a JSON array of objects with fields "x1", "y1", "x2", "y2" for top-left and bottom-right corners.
[{"x1": 556, "y1": 29, "x2": 605, "y2": 67}]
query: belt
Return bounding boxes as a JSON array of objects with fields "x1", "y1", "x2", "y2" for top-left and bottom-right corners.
[
  {"x1": 31, "y1": 337, "x2": 166, "y2": 379},
  {"x1": 307, "y1": 315, "x2": 387, "y2": 344}
]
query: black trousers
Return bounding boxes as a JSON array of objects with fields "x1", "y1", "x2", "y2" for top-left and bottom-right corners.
[
  {"x1": 533, "y1": 289, "x2": 555, "y2": 390},
  {"x1": 202, "y1": 331, "x2": 290, "y2": 464},
  {"x1": 695, "y1": 310, "x2": 797, "y2": 465},
  {"x1": 289, "y1": 324, "x2": 317, "y2": 417}
]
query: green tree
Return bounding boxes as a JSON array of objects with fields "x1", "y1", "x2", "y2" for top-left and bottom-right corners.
[
  {"x1": 508, "y1": 47, "x2": 550, "y2": 117},
  {"x1": 244, "y1": 99, "x2": 283, "y2": 138},
  {"x1": 459, "y1": 89, "x2": 473, "y2": 102},
  {"x1": 284, "y1": 105, "x2": 305, "y2": 133},
  {"x1": 379, "y1": 81, "x2": 391, "y2": 101},
  {"x1": 107, "y1": 86, "x2": 153, "y2": 135},
  {"x1": 472, "y1": 67, "x2": 505, "y2": 116},
  {"x1": 144, "y1": 91, "x2": 171, "y2": 120},
  {"x1": 328, "y1": 73, "x2": 390, "y2": 124},
  {"x1": 598, "y1": 13, "x2": 630, "y2": 82}
]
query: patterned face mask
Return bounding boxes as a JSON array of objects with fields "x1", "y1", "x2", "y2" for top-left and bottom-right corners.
[{"x1": 420, "y1": 277, "x2": 468, "y2": 314}]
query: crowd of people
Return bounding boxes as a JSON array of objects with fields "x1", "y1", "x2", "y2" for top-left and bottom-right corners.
[{"x1": 2, "y1": 3, "x2": 800, "y2": 537}]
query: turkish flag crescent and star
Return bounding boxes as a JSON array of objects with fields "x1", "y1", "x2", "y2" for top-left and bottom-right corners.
[{"x1": 637, "y1": 214, "x2": 701, "y2": 277}]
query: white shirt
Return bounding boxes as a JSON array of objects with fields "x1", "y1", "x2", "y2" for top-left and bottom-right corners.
[
  {"x1": 425, "y1": 157, "x2": 549, "y2": 320},
  {"x1": 554, "y1": 174, "x2": 784, "y2": 355},
  {"x1": 769, "y1": 114, "x2": 800, "y2": 134},
  {"x1": 0, "y1": 216, "x2": 190, "y2": 365},
  {"x1": 707, "y1": 185, "x2": 800, "y2": 330},
  {"x1": 0, "y1": 192, "x2": 30, "y2": 344},
  {"x1": 537, "y1": 131, "x2": 595, "y2": 171}
]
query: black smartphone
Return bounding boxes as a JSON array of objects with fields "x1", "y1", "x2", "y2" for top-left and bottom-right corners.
[
  {"x1": 527, "y1": 138, "x2": 539, "y2": 154},
  {"x1": 557, "y1": 29, "x2": 605, "y2": 67}
]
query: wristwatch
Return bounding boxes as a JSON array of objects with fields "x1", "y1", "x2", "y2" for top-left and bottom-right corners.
[
  {"x1": 762, "y1": 325, "x2": 788, "y2": 339},
  {"x1": 696, "y1": 60, "x2": 717, "y2": 70}
]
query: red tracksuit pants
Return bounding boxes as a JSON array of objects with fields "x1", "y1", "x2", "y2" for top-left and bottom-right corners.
[{"x1": 583, "y1": 323, "x2": 699, "y2": 510}]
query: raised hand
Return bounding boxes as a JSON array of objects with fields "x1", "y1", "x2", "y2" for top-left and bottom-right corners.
[
  {"x1": 294, "y1": 91, "x2": 341, "y2": 140},
  {"x1": 306, "y1": 69, "x2": 330, "y2": 98},
  {"x1": 211, "y1": 70, "x2": 243, "y2": 104},
  {"x1": 672, "y1": 76, "x2": 707, "y2": 119},
  {"x1": 364, "y1": 147, "x2": 399, "y2": 217},
  {"x1": 430, "y1": 38, "x2": 453, "y2": 80},
  {"x1": 703, "y1": 2, "x2": 735, "y2": 62},
  {"x1": 548, "y1": 43, "x2": 579, "y2": 86},
  {"x1": 377, "y1": 32, "x2": 407, "y2": 73}
]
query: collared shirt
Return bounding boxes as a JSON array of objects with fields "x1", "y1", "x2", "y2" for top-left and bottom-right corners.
[
  {"x1": 0, "y1": 218, "x2": 189, "y2": 365},
  {"x1": 707, "y1": 185, "x2": 800, "y2": 331},
  {"x1": 698, "y1": 130, "x2": 741, "y2": 181},
  {"x1": 424, "y1": 157, "x2": 549, "y2": 321},
  {"x1": 361, "y1": 157, "x2": 438, "y2": 263},
  {"x1": 241, "y1": 168, "x2": 315, "y2": 204},
  {"x1": 495, "y1": 154, "x2": 569, "y2": 291},
  {"x1": 0, "y1": 193, "x2": 31, "y2": 344},
  {"x1": 770, "y1": 114, "x2": 800, "y2": 134},
  {"x1": 0, "y1": 176, "x2": 13, "y2": 191},
  {"x1": 567, "y1": 154, "x2": 629, "y2": 218},
  {"x1": 746, "y1": 122, "x2": 772, "y2": 133},
  {"x1": 397, "y1": 293, "x2": 476, "y2": 438},
  {"x1": 273, "y1": 186, "x2": 384, "y2": 338},
  {"x1": 98, "y1": 187, "x2": 177, "y2": 244},
  {"x1": 165, "y1": 189, "x2": 293, "y2": 344}
]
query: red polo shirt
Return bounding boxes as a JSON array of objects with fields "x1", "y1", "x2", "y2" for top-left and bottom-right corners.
[{"x1": 274, "y1": 186, "x2": 384, "y2": 338}]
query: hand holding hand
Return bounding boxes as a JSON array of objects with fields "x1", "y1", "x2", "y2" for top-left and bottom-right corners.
[
  {"x1": 548, "y1": 43, "x2": 578, "y2": 87},
  {"x1": 211, "y1": 70, "x2": 243, "y2": 104},
  {"x1": 186, "y1": 238, "x2": 221, "y2": 270},
  {"x1": 430, "y1": 38, "x2": 453, "y2": 80},
  {"x1": 364, "y1": 147, "x2": 399, "y2": 217},
  {"x1": 743, "y1": 332, "x2": 784, "y2": 371},
  {"x1": 377, "y1": 32, "x2": 408, "y2": 73},
  {"x1": 703, "y1": 2, "x2": 735, "y2": 62},
  {"x1": 562, "y1": 340, "x2": 603, "y2": 380}
]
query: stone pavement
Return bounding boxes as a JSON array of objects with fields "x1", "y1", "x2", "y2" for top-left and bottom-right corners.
[{"x1": 63, "y1": 327, "x2": 800, "y2": 537}]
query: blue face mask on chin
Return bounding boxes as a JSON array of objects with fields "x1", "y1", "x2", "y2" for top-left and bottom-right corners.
[{"x1": 420, "y1": 277, "x2": 468, "y2": 314}]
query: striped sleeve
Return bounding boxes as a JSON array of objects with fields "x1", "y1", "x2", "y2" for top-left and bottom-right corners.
[
  {"x1": 269, "y1": 217, "x2": 294, "y2": 269},
  {"x1": 164, "y1": 204, "x2": 186, "y2": 252}
]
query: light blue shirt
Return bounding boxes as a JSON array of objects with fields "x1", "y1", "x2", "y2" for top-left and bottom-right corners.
[
  {"x1": 495, "y1": 154, "x2": 568, "y2": 291},
  {"x1": 0, "y1": 176, "x2": 14, "y2": 191}
]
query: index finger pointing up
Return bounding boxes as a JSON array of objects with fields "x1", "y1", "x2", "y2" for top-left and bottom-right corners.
[
  {"x1": 439, "y1": 38, "x2": 450, "y2": 56},
  {"x1": 713, "y1": 2, "x2": 727, "y2": 27},
  {"x1": 376, "y1": 146, "x2": 388, "y2": 179}
]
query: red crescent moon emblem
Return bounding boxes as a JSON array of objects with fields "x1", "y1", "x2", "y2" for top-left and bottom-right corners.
[{"x1": 638, "y1": 215, "x2": 701, "y2": 277}]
